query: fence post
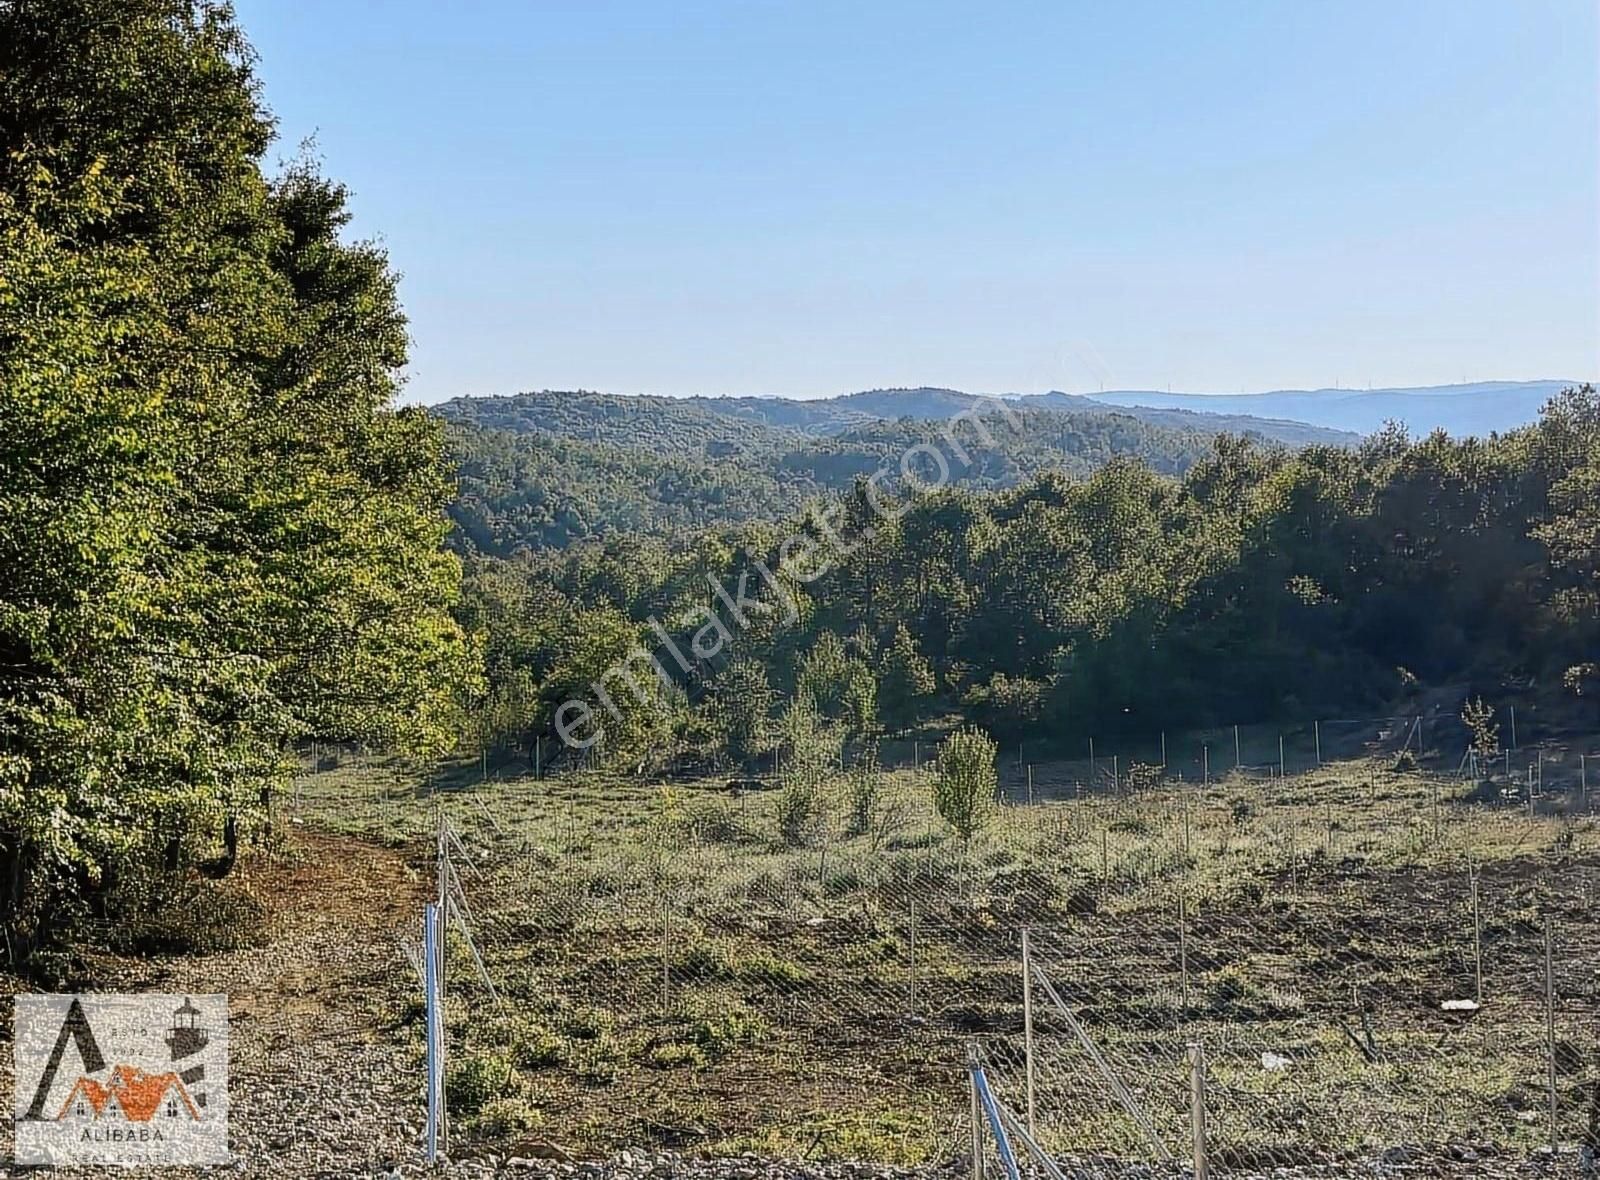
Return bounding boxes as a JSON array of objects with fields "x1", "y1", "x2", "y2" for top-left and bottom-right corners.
[
  {"x1": 1179, "y1": 888, "x2": 1190, "y2": 1010},
  {"x1": 1203, "y1": 744, "x2": 1210, "y2": 787},
  {"x1": 1027, "y1": 765, "x2": 1034, "y2": 807},
  {"x1": 1234, "y1": 724, "x2": 1241, "y2": 769},
  {"x1": 908, "y1": 897, "x2": 918, "y2": 1014},
  {"x1": 1544, "y1": 916, "x2": 1558, "y2": 1155},
  {"x1": 1021, "y1": 927, "x2": 1036, "y2": 1140},
  {"x1": 1161, "y1": 730, "x2": 1167, "y2": 768},
  {"x1": 1279, "y1": 734, "x2": 1285, "y2": 778},
  {"x1": 423, "y1": 901, "x2": 442, "y2": 1165},
  {"x1": 1470, "y1": 863, "x2": 1483, "y2": 1006},
  {"x1": 968, "y1": 1044, "x2": 984, "y2": 1180},
  {"x1": 1189, "y1": 1041, "x2": 1209, "y2": 1180},
  {"x1": 1315, "y1": 719, "x2": 1322, "y2": 766},
  {"x1": 661, "y1": 892, "x2": 672, "y2": 1012},
  {"x1": 1089, "y1": 737, "x2": 1096, "y2": 783},
  {"x1": 435, "y1": 813, "x2": 449, "y2": 1156},
  {"x1": 1582, "y1": 754, "x2": 1588, "y2": 811},
  {"x1": 1510, "y1": 705, "x2": 1518, "y2": 751}
]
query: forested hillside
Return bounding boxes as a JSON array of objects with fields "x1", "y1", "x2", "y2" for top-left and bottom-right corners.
[
  {"x1": 461, "y1": 388, "x2": 1600, "y2": 767},
  {"x1": 436, "y1": 386, "x2": 1356, "y2": 450},
  {"x1": 445, "y1": 399, "x2": 1279, "y2": 554}
]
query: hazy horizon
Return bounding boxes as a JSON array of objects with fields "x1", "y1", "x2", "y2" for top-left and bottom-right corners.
[{"x1": 429, "y1": 377, "x2": 1584, "y2": 404}]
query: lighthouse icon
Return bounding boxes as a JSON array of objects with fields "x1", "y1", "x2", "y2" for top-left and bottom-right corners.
[{"x1": 165, "y1": 998, "x2": 210, "y2": 1110}]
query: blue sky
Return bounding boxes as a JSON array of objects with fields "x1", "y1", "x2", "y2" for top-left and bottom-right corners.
[{"x1": 236, "y1": 0, "x2": 1598, "y2": 404}]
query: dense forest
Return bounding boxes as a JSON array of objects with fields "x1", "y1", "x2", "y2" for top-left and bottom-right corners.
[
  {"x1": 459, "y1": 392, "x2": 1599, "y2": 768},
  {"x1": 436, "y1": 385, "x2": 1355, "y2": 452},
  {"x1": 445, "y1": 405, "x2": 1235, "y2": 554}
]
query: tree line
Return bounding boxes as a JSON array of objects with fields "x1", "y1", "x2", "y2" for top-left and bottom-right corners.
[{"x1": 462, "y1": 392, "x2": 1598, "y2": 770}]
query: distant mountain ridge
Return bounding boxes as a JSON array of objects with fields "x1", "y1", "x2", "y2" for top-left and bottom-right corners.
[
  {"x1": 437, "y1": 380, "x2": 1588, "y2": 446},
  {"x1": 436, "y1": 386, "x2": 1360, "y2": 448},
  {"x1": 1078, "y1": 380, "x2": 1581, "y2": 438},
  {"x1": 431, "y1": 380, "x2": 1580, "y2": 555}
]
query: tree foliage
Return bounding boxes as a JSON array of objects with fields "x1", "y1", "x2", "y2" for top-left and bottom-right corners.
[
  {"x1": 459, "y1": 386, "x2": 1600, "y2": 773},
  {"x1": 933, "y1": 727, "x2": 998, "y2": 845},
  {"x1": 0, "y1": 0, "x2": 472, "y2": 960}
]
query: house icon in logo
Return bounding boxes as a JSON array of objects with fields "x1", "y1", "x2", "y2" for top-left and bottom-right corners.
[{"x1": 57, "y1": 1066, "x2": 201, "y2": 1122}]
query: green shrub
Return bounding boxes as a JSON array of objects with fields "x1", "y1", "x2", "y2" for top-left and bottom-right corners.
[
  {"x1": 471, "y1": 1096, "x2": 543, "y2": 1138},
  {"x1": 676, "y1": 940, "x2": 732, "y2": 979},
  {"x1": 562, "y1": 1005, "x2": 615, "y2": 1041},
  {"x1": 934, "y1": 727, "x2": 997, "y2": 844},
  {"x1": 646, "y1": 1041, "x2": 708, "y2": 1069},
  {"x1": 687, "y1": 1005, "x2": 768, "y2": 1055},
  {"x1": 570, "y1": 1031, "x2": 627, "y2": 1084},
  {"x1": 447, "y1": 1050, "x2": 511, "y2": 1115},
  {"x1": 735, "y1": 950, "x2": 810, "y2": 987},
  {"x1": 509, "y1": 1022, "x2": 565, "y2": 1069}
]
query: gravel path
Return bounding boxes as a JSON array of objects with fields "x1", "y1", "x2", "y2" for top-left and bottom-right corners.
[{"x1": 1, "y1": 831, "x2": 426, "y2": 1178}]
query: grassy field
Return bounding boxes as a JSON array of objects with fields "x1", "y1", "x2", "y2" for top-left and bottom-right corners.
[{"x1": 294, "y1": 739, "x2": 1600, "y2": 1166}]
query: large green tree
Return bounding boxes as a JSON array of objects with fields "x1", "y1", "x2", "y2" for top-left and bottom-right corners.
[{"x1": 0, "y1": 0, "x2": 474, "y2": 959}]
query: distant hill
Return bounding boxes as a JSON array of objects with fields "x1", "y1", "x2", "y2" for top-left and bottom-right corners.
[
  {"x1": 435, "y1": 386, "x2": 1358, "y2": 450},
  {"x1": 439, "y1": 399, "x2": 1234, "y2": 555},
  {"x1": 1012, "y1": 391, "x2": 1350, "y2": 447},
  {"x1": 1081, "y1": 380, "x2": 1582, "y2": 438}
]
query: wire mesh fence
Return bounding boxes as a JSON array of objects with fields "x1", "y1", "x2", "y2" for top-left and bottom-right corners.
[{"x1": 295, "y1": 727, "x2": 1600, "y2": 1173}]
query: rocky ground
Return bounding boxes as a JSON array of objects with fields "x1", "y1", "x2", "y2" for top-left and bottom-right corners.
[{"x1": 0, "y1": 831, "x2": 1592, "y2": 1178}]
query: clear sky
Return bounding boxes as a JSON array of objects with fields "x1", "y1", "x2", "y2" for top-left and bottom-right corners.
[{"x1": 236, "y1": 0, "x2": 1598, "y2": 405}]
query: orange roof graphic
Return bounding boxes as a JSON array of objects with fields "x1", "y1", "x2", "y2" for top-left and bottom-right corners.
[{"x1": 57, "y1": 1066, "x2": 201, "y2": 1123}]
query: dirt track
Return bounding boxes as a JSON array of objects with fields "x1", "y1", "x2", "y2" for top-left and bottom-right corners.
[{"x1": 0, "y1": 832, "x2": 429, "y2": 1178}]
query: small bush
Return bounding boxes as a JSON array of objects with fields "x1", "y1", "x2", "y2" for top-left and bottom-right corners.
[
  {"x1": 471, "y1": 1096, "x2": 543, "y2": 1138},
  {"x1": 777, "y1": 776, "x2": 829, "y2": 848},
  {"x1": 934, "y1": 727, "x2": 998, "y2": 844},
  {"x1": 676, "y1": 940, "x2": 733, "y2": 979},
  {"x1": 676, "y1": 940, "x2": 809, "y2": 987},
  {"x1": 687, "y1": 1005, "x2": 768, "y2": 1054},
  {"x1": 647, "y1": 1041, "x2": 708, "y2": 1069},
  {"x1": 562, "y1": 1005, "x2": 615, "y2": 1041},
  {"x1": 100, "y1": 865, "x2": 267, "y2": 956},
  {"x1": 509, "y1": 1022, "x2": 565, "y2": 1070},
  {"x1": 735, "y1": 950, "x2": 810, "y2": 987},
  {"x1": 446, "y1": 1050, "x2": 511, "y2": 1115},
  {"x1": 570, "y1": 1031, "x2": 627, "y2": 1084}
]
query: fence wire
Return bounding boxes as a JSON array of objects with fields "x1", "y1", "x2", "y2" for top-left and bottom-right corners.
[{"x1": 295, "y1": 723, "x2": 1600, "y2": 1174}]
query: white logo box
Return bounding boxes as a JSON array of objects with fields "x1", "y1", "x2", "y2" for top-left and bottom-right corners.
[{"x1": 13, "y1": 993, "x2": 229, "y2": 1165}]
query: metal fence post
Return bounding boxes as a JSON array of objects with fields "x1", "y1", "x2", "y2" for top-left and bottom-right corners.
[
  {"x1": 1189, "y1": 1041, "x2": 1209, "y2": 1180},
  {"x1": 1021, "y1": 927, "x2": 1036, "y2": 1140},
  {"x1": 435, "y1": 813, "x2": 449, "y2": 1155},
  {"x1": 423, "y1": 902, "x2": 442, "y2": 1164},
  {"x1": 1544, "y1": 916, "x2": 1558, "y2": 1155},
  {"x1": 968, "y1": 1044, "x2": 983, "y2": 1180},
  {"x1": 1470, "y1": 863, "x2": 1483, "y2": 1006}
]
